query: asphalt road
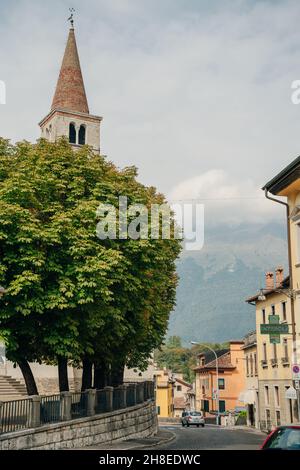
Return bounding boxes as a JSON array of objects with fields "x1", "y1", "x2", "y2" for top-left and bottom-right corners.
[{"x1": 154, "y1": 424, "x2": 266, "y2": 450}]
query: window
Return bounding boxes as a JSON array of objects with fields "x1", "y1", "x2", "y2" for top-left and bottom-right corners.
[
  {"x1": 283, "y1": 338, "x2": 289, "y2": 360},
  {"x1": 69, "y1": 123, "x2": 76, "y2": 144},
  {"x1": 254, "y1": 353, "x2": 257, "y2": 375},
  {"x1": 218, "y1": 378, "x2": 225, "y2": 390},
  {"x1": 282, "y1": 302, "x2": 287, "y2": 322},
  {"x1": 263, "y1": 343, "x2": 267, "y2": 362},
  {"x1": 246, "y1": 356, "x2": 249, "y2": 376},
  {"x1": 271, "y1": 305, "x2": 275, "y2": 315},
  {"x1": 78, "y1": 125, "x2": 86, "y2": 145},
  {"x1": 296, "y1": 223, "x2": 300, "y2": 263},
  {"x1": 157, "y1": 406, "x2": 160, "y2": 415},
  {"x1": 219, "y1": 400, "x2": 226, "y2": 413},
  {"x1": 176, "y1": 385, "x2": 182, "y2": 392},
  {"x1": 204, "y1": 400, "x2": 209, "y2": 412},
  {"x1": 274, "y1": 386, "x2": 280, "y2": 407},
  {"x1": 250, "y1": 355, "x2": 254, "y2": 376},
  {"x1": 273, "y1": 343, "x2": 277, "y2": 361},
  {"x1": 276, "y1": 410, "x2": 281, "y2": 426},
  {"x1": 262, "y1": 309, "x2": 266, "y2": 323},
  {"x1": 264, "y1": 386, "x2": 270, "y2": 405}
]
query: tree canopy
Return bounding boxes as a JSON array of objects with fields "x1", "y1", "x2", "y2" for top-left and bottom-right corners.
[{"x1": 0, "y1": 137, "x2": 181, "y2": 393}]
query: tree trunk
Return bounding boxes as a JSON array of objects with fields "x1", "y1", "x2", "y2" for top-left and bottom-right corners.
[
  {"x1": 94, "y1": 361, "x2": 108, "y2": 389},
  {"x1": 18, "y1": 359, "x2": 38, "y2": 396},
  {"x1": 111, "y1": 363, "x2": 125, "y2": 387},
  {"x1": 81, "y1": 357, "x2": 93, "y2": 391},
  {"x1": 58, "y1": 357, "x2": 69, "y2": 392}
]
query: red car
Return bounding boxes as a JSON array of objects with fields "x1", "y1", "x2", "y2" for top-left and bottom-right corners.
[{"x1": 261, "y1": 425, "x2": 300, "y2": 450}]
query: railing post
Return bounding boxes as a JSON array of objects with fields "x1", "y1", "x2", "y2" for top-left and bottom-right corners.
[
  {"x1": 104, "y1": 386, "x2": 113, "y2": 412},
  {"x1": 86, "y1": 389, "x2": 96, "y2": 417},
  {"x1": 29, "y1": 395, "x2": 41, "y2": 428},
  {"x1": 60, "y1": 391, "x2": 72, "y2": 421},
  {"x1": 119, "y1": 384, "x2": 127, "y2": 409}
]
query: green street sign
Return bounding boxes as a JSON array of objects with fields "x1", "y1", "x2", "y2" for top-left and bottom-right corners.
[
  {"x1": 260, "y1": 324, "x2": 289, "y2": 334},
  {"x1": 260, "y1": 315, "x2": 289, "y2": 344}
]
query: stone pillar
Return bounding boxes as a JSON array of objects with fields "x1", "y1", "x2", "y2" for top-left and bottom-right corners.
[
  {"x1": 29, "y1": 395, "x2": 41, "y2": 428},
  {"x1": 86, "y1": 389, "x2": 96, "y2": 417},
  {"x1": 104, "y1": 386, "x2": 113, "y2": 412},
  {"x1": 119, "y1": 384, "x2": 127, "y2": 409},
  {"x1": 60, "y1": 391, "x2": 72, "y2": 421}
]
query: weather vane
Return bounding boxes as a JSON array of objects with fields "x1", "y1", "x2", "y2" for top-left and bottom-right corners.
[{"x1": 68, "y1": 8, "x2": 75, "y2": 28}]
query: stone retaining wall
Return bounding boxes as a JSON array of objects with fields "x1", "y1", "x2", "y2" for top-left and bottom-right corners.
[{"x1": 0, "y1": 401, "x2": 157, "y2": 450}]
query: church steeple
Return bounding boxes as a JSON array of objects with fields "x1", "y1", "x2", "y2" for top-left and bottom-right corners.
[
  {"x1": 51, "y1": 27, "x2": 89, "y2": 114},
  {"x1": 39, "y1": 18, "x2": 102, "y2": 153}
]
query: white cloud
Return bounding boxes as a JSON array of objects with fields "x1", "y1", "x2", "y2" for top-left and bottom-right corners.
[
  {"x1": 169, "y1": 170, "x2": 283, "y2": 225},
  {"x1": 1, "y1": 0, "x2": 300, "y2": 200}
]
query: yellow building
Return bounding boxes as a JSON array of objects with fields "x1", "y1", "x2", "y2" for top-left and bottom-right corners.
[
  {"x1": 262, "y1": 157, "x2": 300, "y2": 425},
  {"x1": 246, "y1": 272, "x2": 296, "y2": 431},
  {"x1": 194, "y1": 341, "x2": 245, "y2": 415},
  {"x1": 154, "y1": 369, "x2": 175, "y2": 418},
  {"x1": 240, "y1": 331, "x2": 259, "y2": 428}
]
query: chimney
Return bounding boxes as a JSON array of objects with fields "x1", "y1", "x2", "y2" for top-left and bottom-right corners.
[
  {"x1": 265, "y1": 271, "x2": 274, "y2": 290},
  {"x1": 275, "y1": 266, "x2": 284, "y2": 288}
]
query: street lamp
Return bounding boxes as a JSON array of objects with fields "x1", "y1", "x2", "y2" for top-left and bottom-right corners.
[
  {"x1": 191, "y1": 341, "x2": 220, "y2": 425},
  {"x1": 258, "y1": 287, "x2": 297, "y2": 302}
]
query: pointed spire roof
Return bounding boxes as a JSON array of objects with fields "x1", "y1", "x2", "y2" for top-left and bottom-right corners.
[{"x1": 51, "y1": 27, "x2": 89, "y2": 114}]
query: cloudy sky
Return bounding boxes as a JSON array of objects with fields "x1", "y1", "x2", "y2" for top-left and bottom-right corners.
[{"x1": 1, "y1": 0, "x2": 300, "y2": 225}]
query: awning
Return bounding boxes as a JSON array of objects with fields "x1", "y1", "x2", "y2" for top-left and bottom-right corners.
[{"x1": 238, "y1": 389, "x2": 256, "y2": 405}]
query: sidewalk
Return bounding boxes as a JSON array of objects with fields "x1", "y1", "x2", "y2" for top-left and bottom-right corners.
[{"x1": 82, "y1": 429, "x2": 176, "y2": 450}]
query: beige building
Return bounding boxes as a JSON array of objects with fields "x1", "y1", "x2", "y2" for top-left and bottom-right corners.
[
  {"x1": 173, "y1": 374, "x2": 195, "y2": 417},
  {"x1": 246, "y1": 270, "x2": 297, "y2": 431},
  {"x1": 240, "y1": 331, "x2": 259, "y2": 428}
]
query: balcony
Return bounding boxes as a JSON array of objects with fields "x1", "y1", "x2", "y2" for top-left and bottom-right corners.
[
  {"x1": 261, "y1": 359, "x2": 268, "y2": 368},
  {"x1": 281, "y1": 357, "x2": 289, "y2": 366},
  {"x1": 271, "y1": 358, "x2": 278, "y2": 367}
]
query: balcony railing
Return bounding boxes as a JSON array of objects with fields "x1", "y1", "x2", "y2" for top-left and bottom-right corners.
[
  {"x1": 261, "y1": 359, "x2": 268, "y2": 368},
  {"x1": 281, "y1": 357, "x2": 289, "y2": 366},
  {"x1": 271, "y1": 358, "x2": 278, "y2": 367}
]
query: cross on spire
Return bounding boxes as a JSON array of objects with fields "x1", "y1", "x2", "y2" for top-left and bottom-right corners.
[{"x1": 67, "y1": 8, "x2": 75, "y2": 29}]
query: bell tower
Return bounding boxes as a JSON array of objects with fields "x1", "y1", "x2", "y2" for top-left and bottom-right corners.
[{"x1": 39, "y1": 15, "x2": 102, "y2": 153}]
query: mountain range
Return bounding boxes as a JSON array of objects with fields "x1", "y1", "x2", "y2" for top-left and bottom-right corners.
[{"x1": 168, "y1": 222, "x2": 288, "y2": 345}]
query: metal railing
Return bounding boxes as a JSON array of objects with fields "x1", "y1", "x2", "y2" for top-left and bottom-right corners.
[
  {"x1": 0, "y1": 380, "x2": 155, "y2": 436},
  {"x1": 40, "y1": 394, "x2": 61, "y2": 424},
  {"x1": 0, "y1": 398, "x2": 32, "y2": 434},
  {"x1": 71, "y1": 392, "x2": 88, "y2": 419}
]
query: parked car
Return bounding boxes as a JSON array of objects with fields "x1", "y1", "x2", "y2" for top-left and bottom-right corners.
[
  {"x1": 181, "y1": 411, "x2": 205, "y2": 427},
  {"x1": 261, "y1": 425, "x2": 300, "y2": 450}
]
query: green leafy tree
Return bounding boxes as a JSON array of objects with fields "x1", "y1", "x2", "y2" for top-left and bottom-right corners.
[{"x1": 0, "y1": 138, "x2": 181, "y2": 393}]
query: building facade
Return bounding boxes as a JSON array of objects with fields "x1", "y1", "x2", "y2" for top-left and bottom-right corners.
[
  {"x1": 194, "y1": 341, "x2": 245, "y2": 414},
  {"x1": 246, "y1": 270, "x2": 296, "y2": 431},
  {"x1": 240, "y1": 331, "x2": 259, "y2": 428},
  {"x1": 154, "y1": 369, "x2": 175, "y2": 418},
  {"x1": 173, "y1": 374, "x2": 195, "y2": 418}
]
